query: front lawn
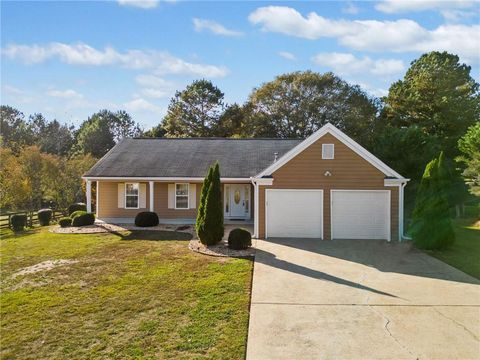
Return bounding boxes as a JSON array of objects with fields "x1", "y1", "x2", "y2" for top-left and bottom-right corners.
[
  {"x1": 428, "y1": 220, "x2": 480, "y2": 279},
  {"x1": 0, "y1": 228, "x2": 253, "y2": 359}
]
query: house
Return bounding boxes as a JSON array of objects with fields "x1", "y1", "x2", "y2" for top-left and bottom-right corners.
[{"x1": 83, "y1": 123, "x2": 409, "y2": 240}]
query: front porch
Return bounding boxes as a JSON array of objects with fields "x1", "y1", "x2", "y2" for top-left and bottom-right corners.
[{"x1": 85, "y1": 179, "x2": 255, "y2": 232}]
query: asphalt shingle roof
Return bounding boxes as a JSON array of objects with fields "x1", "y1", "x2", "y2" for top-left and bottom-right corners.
[{"x1": 84, "y1": 138, "x2": 303, "y2": 178}]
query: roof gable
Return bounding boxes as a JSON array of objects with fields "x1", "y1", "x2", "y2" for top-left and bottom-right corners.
[{"x1": 255, "y1": 123, "x2": 405, "y2": 179}]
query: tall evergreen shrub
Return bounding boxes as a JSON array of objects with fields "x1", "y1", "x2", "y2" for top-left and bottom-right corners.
[
  {"x1": 196, "y1": 166, "x2": 213, "y2": 236},
  {"x1": 411, "y1": 152, "x2": 455, "y2": 249},
  {"x1": 196, "y1": 162, "x2": 224, "y2": 245}
]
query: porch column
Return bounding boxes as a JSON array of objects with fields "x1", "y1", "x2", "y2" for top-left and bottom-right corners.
[
  {"x1": 96, "y1": 181, "x2": 99, "y2": 215},
  {"x1": 86, "y1": 180, "x2": 92, "y2": 213},
  {"x1": 149, "y1": 181, "x2": 154, "y2": 212}
]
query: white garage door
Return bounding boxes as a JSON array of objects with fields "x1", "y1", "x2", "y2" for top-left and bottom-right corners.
[
  {"x1": 266, "y1": 190, "x2": 323, "y2": 238},
  {"x1": 331, "y1": 190, "x2": 390, "y2": 240}
]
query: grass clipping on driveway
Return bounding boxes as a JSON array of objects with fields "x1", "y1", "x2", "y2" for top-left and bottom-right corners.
[{"x1": 0, "y1": 228, "x2": 253, "y2": 359}]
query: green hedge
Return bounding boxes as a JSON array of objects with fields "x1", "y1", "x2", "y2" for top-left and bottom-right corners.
[
  {"x1": 59, "y1": 217, "x2": 72, "y2": 228},
  {"x1": 38, "y1": 208, "x2": 53, "y2": 226},
  {"x1": 228, "y1": 228, "x2": 252, "y2": 250},
  {"x1": 72, "y1": 213, "x2": 95, "y2": 227},
  {"x1": 135, "y1": 212, "x2": 159, "y2": 227},
  {"x1": 68, "y1": 203, "x2": 87, "y2": 215},
  {"x1": 11, "y1": 214, "x2": 27, "y2": 232}
]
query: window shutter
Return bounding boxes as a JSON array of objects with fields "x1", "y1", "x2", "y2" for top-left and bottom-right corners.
[
  {"x1": 139, "y1": 183, "x2": 147, "y2": 208},
  {"x1": 189, "y1": 184, "x2": 196, "y2": 209},
  {"x1": 168, "y1": 184, "x2": 175, "y2": 209},
  {"x1": 117, "y1": 183, "x2": 125, "y2": 208}
]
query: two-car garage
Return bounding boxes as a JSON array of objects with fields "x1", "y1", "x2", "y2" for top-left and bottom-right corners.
[{"x1": 265, "y1": 189, "x2": 391, "y2": 240}]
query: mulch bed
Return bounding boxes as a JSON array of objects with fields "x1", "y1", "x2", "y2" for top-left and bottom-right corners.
[{"x1": 189, "y1": 239, "x2": 255, "y2": 258}]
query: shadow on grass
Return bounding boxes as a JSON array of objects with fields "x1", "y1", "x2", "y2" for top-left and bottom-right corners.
[{"x1": 99, "y1": 226, "x2": 192, "y2": 242}]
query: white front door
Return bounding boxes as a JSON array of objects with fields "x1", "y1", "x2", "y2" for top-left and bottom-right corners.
[{"x1": 225, "y1": 184, "x2": 250, "y2": 218}]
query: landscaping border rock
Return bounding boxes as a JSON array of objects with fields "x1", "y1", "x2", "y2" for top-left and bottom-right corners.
[{"x1": 189, "y1": 239, "x2": 255, "y2": 258}]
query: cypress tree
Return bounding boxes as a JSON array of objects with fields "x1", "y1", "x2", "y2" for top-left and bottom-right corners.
[
  {"x1": 196, "y1": 162, "x2": 224, "y2": 245},
  {"x1": 196, "y1": 166, "x2": 213, "y2": 241},
  {"x1": 411, "y1": 152, "x2": 455, "y2": 249}
]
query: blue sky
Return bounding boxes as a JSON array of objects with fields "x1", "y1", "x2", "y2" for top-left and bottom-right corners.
[{"x1": 2, "y1": 0, "x2": 479, "y2": 129}]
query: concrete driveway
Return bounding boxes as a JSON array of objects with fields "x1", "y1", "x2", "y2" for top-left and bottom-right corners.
[{"x1": 246, "y1": 238, "x2": 480, "y2": 360}]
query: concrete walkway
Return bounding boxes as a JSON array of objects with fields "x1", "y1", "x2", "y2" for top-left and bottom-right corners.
[{"x1": 246, "y1": 238, "x2": 480, "y2": 360}]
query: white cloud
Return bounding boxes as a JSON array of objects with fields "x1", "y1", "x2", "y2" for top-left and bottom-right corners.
[
  {"x1": 2, "y1": 42, "x2": 229, "y2": 77},
  {"x1": 46, "y1": 89, "x2": 84, "y2": 99},
  {"x1": 248, "y1": 6, "x2": 480, "y2": 64},
  {"x1": 342, "y1": 2, "x2": 360, "y2": 15},
  {"x1": 124, "y1": 98, "x2": 162, "y2": 112},
  {"x1": 117, "y1": 0, "x2": 159, "y2": 9},
  {"x1": 278, "y1": 51, "x2": 296, "y2": 60},
  {"x1": 375, "y1": 0, "x2": 474, "y2": 14},
  {"x1": 135, "y1": 74, "x2": 173, "y2": 88},
  {"x1": 312, "y1": 52, "x2": 405, "y2": 77},
  {"x1": 193, "y1": 18, "x2": 244, "y2": 37}
]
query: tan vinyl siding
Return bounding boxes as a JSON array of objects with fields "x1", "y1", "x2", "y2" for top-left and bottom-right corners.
[
  {"x1": 258, "y1": 133, "x2": 399, "y2": 240},
  {"x1": 97, "y1": 181, "x2": 254, "y2": 221},
  {"x1": 97, "y1": 181, "x2": 150, "y2": 218}
]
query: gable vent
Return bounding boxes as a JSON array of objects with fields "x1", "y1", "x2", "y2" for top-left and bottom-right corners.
[{"x1": 322, "y1": 144, "x2": 334, "y2": 159}]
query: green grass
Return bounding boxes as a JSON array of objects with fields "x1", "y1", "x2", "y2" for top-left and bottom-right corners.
[
  {"x1": 428, "y1": 220, "x2": 480, "y2": 279},
  {"x1": 0, "y1": 227, "x2": 253, "y2": 359}
]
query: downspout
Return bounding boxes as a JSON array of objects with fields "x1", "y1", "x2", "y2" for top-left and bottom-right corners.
[
  {"x1": 400, "y1": 181, "x2": 411, "y2": 241},
  {"x1": 250, "y1": 177, "x2": 259, "y2": 239}
]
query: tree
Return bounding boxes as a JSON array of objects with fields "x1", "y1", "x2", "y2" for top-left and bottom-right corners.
[
  {"x1": 143, "y1": 123, "x2": 166, "y2": 138},
  {"x1": 382, "y1": 51, "x2": 480, "y2": 158},
  {"x1": 243, "y1": 71, "x2": 378, "y2": 144},
  {"x1": 196, "y1": 162, "x2": 224, "y2": 245},
  {"x1": 196, "y1": 165, "x2": 213, "y2": 238},
  {"x1": 215, "y1": 103, "x2": 247, "y2": 137},
  {"x1": 163, "y1": 80, "x2": 225, "y2": 137},
  {"x1": 29, "y1": 114, "x2": 75, "y2": 156},
  {"x1": 411, "y1": 152, "x2": 455, "y2": 250},
  {"x1": 74, "y1": 110, "x2": 142, "y2": 157},
  {"x1": 457, "y1": 122, "x2": 480, "y2": 195},
  {"x1": 74, "y1": 116, "x2": 115, "y2": 157},
  {"x1": 0, "y1": 105, "x2": 35, "y2": 151}
]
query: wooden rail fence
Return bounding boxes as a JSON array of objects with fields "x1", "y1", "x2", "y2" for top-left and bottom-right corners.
[{"x1": 0, "y1": 210, "x2": 66, "y2": 230}]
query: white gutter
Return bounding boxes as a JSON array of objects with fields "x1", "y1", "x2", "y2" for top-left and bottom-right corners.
[
  {"x1": 400, "y1": 181, "x2": 412, "y2": 241},
  {"x1": 82, "y1": 176, "x2": 250, "y2": 182},
  {"x1": 250, "y1": 177, "x2": 259, "y2": 239}
]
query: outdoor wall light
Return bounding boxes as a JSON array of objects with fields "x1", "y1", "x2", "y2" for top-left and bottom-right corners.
[{"x1": 324, "y1": 171, "x2": 332, "y2": 177}]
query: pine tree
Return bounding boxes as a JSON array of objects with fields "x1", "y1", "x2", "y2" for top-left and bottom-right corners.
[{"x1": 411, "y1": 152, "x2": 455, "y2": 249}]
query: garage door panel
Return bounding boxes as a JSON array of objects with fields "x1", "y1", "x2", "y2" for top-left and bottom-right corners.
[
  {"x1": 331, "y1": 191, "x2": 390, "y2": 240},
  {"x1": 266, "y1": 190, "x2": 323, "y2": 238}
]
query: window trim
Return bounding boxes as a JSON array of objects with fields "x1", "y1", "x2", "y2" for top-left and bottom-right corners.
[
  {"x1": 125, "y1": 182, "x2": 140, "y2": 209},
  {"x1": 175, "y1": 183, "x2": 189, "y2": 210},
  {"x1": 322, "y1": 143, "x2": 335, "y2": 160}
]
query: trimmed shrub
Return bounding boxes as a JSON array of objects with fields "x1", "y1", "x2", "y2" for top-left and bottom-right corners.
[
  {"x1": 411, "y1": 152, "x2": 455, "y2": 250},
  {"x1": 38, "y1": 208, "x2": 53, "y2": 226},
  {"x1": 68, "y1": 203, "x2": 87, "y2": 215},
  {"x1": 228, "y1": 228, "x2": 252, "y2": 250},
  {"x1": 59, "y1": 217, "x2": 72, "y2": 228},
  {"x1": 11, "y1": 214, "x2": 27, "y2": 232},
  {"x1": 70, "y1": 210, "x2": 87, "y2": 219},
  {"x1": 135, "y1": 212, "x2": 159, "y2": 227},
  {"x1": 196, "y1": 162, "x2": 224, "y2": 245},
  {"x1": 72, "y1": 213, "x2": 95, "y2": 227}
]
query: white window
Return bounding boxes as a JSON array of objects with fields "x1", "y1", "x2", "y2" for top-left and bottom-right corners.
[
  {"x1": 175, "y1": 183, "x2": 189, "y2": 209},
  {"x1": 125, "y1": 183, "x2": 139, "y2": 209},
  {"x1": 322, "y1": 144, "x2": 334, "y2": 159}
]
